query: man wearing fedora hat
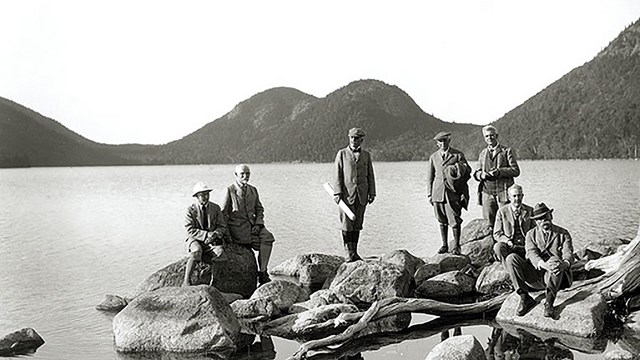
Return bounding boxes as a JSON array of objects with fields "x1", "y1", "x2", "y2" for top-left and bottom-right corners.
[
  {"x1": 503, "y1": 202, "x2": 574, "y2": 318},
  {"x1": 332, "y1": 127, "x2": 376, "y2": 262},
  {"x1": 183, "y1": 181, "x2": 227, "y2": 286},
  {"x1": 426, "y1": 131, "x2": 471, "y2": 255}
]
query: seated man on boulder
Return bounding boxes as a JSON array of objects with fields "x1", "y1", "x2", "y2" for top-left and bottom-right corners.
[
  {"x1": 221, "y1": 164, "x2": 275, "y2": 285},
  {"x1": 183, "y1": 181, "x2": 227, "y2": 286},
  {"x1": 493, "y1": 184, "x2": 533, "y2": 263},
  {"x1": 503, "y1": 202, "x2": 574, "y2": 318}
]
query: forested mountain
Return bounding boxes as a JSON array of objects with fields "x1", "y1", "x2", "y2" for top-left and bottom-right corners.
[{"x1": 479, "y1": 19, "x2": 640, "y2": 159}]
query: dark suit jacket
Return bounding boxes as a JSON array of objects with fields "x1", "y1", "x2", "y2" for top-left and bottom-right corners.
[
  {"x1": 525, "y1": 224, "x2": 574, "y2": 286},
  {"x1": 184, "y1": 201, "x2": 226, "y2": 243},
  {"x1": 493, "y1": 203, "x2": 533, "y2": 246},
  {"x1": 221, "y1": 183, "x2": 265, "y2": 244},
  {"x1": 332, "y1": 147, "x2": 376, "y2": 206},
  {"x1": 473, "y1": 144, "x2": 520, "y2": 204},
  {"x1": 427, "y1": 147, "x2": 470, "y2": 203}
]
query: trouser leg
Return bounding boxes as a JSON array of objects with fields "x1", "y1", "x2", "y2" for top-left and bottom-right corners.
[
  {"x1": 184, "y1": 257, "x2": 196, "y2": 286},
  {"x1": 504, "y1": 253, "x2": 546, "y2": 294},
  {"x1": 493, "y1": 242, "x2": 511, "y2": 263},
  {"x1": 342, "y1": 230, "x2": 350, "y2": 257}
]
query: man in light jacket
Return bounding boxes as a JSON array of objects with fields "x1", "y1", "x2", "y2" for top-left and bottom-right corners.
[{"x1": 493, "y1": 184, "x2": 533, "y2": 263}]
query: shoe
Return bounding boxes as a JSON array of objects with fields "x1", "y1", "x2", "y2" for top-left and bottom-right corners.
[
  {"x1": 516, "y1": 294, "x2": 536, "y2": 316},
  {"x1": 450, "y1": 248, "x2": 461, "y2": 255},
  {"x1": 258, "y1": 271, "x2": 271, "y2": 285},
  {"x1": 437, "y1": 246, "x2": 449, "y2": 254},
  {"x1": 543, "y1": 304, "x2": 554, "y2": 318}
]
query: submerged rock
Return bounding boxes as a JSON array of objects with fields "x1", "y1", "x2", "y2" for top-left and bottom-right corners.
[
  {"x1": 113, "y1": 285, "x2": 240, "y2": 355},
  {"x1": 329, "y1": 260, "x2": 412, "y2": 307},
  {"x1": 130, "y1": 243, "x2": 258, "y2": 299},
  {"x1": 496, "y1": 289, "x2": 608, "y2": 338},
  {"x1": 0, "y1": 328, "x2": 45, "y2": 356},
  {"x1": 96, "y1": 294, "x2": 128, "y2": 312},
  {"x1": 426, "y1": 334, "x2": 486, "y2": 360}
]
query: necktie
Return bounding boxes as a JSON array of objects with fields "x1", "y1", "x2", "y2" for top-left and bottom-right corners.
[
  {"x1": 202, "y1": 205, "x2": 209, "y2": 229},
  {"x1": 514, "y1": 209, "x2": 521, "y2": 220}
]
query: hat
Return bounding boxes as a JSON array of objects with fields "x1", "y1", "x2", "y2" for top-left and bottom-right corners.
[
  {"x1": 192, "y1": 181, "x2": 213, "y2": 197},
  {"x1": 433, "y1": 131, "x2": 451, "y2": 141},
  {"x1": 530, "y1": 202, "x2": 554, "y2": 220},
  {"x1": 348, "y1": 127, "x2": 366, "y2": 137}
]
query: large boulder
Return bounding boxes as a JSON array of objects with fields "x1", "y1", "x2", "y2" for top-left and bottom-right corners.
[
  {"x1": 414, "y1": 263, "x2": 441, "y2": 286},
  {"x1": 381, "y1": 249, "x2": 425, "y2": 277},
  {"x1": 496, "y1": 289, "x2": 608, "y2": 337},
  {"x1": 0, "y1": 328, "x2": 45, "y2": 356},
  {"x1": 113, "y1": 285, "x2": 241, "y2": 355},
  {"x1": 329, "y1": 260, "x2": 412, "y2": 307},
  {"x1": 426, "y1": 334, "x2": 487, "y2": 360},
  {"x1": 415, "y1": 269, "x2": 476, "y2": 300},
  {"x1": 461, "y1": 218, "x2": 493, "y2": 245},
  {"x1": 95, "y1": 294, "x2": 128, "y2": 312},
  {"x1": 461, "y1": 235, "x2": 495, "y2": 268},
  {"x1": 250, "y1": 279, "x2": 309, "y2": 311},
  {"x1": 131, "y1": 243, "x2": 257, "y2": 299},
  {"x1": 230, "y1": 297, "x2": 280, "y2": 319},
  {"x1": 423, "y1": 253, "x2": 470, "y2": 273},
  {"x1": 289, "y1": 289, "x2": 347, "y2": 313},
  {"x1": 475, "y1": 262, "x2": 513, "y2": 295},
  {"x1": 270, "y1": 253, "x2": 344, "y2": 288}
]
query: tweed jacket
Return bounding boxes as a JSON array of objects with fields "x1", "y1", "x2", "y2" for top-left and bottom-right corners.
[
  {"x1": 525, "y1": 224, "x2": 574, "y2": 286},
  {"x1": 184, "y1": 201, "x2": 226, "y2": 243},
  {"x1": 332, "y1": 146, "x2": 376, "y2": 206},
  {"x1": 473, "y1": 144, "x2": 520, "y2": 204},
  {"x1": 221, "y1": 182, "x2": 265, "y2": 244},
  {"x1": 427, "y1": 147, "x2": 470, "y2": 203},
  {"x1": 493, "y1": 203, "x2": 533, "y2": 246}
]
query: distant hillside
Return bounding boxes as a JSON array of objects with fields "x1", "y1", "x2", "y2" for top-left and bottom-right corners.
[
  {"x1": 158, "y1": 81, "x2": 479, "y2": 164},
  {"x1": 481, "y1": 19, "x2": 640, "y2": 159}
]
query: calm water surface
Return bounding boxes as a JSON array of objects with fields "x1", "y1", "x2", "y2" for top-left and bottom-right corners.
[{"x1": 0, "y1": 160, "x2": 638, "y2": 359}]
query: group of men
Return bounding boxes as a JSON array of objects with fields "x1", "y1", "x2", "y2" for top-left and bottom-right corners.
[
  {"x1": 182, "y1": 125, "x2": 574, "y2": 319},
  {"x1": 425, "y1": 125, "x2": 574, "y2": 318}
]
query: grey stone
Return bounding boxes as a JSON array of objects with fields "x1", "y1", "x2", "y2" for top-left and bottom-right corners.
[
  {"x1": 270, "y1": 253, "x2": 344, "y2": 288},
  {"x1": 250, "y1": 279, "x2": 309, "y2": 312},
  {"x1": 230, "y1": 297, "x2": 280, "y2": 318},
  {"x1": 95, "y1": 294, "x2": 128, "y2": 312},
  {"x1": 461, "y1": 235, "x2": 495, "y2": 268},
  {"x1": 291, "y1": 304, "x2": 360, "y2": 333},
  {"x1": 0, "y1": 328, "x2": 45, "y2": 356},
  {"x1": 382, "y1": 249, "x2": 425, "y2": 277},
  {"x1": 113, "y1": 285, "x2": 241, "y2": 355},
  {"x1": 416, "y1": 270, "x2": 476, "y2": 299},
  {"x1": 289, "y1": 289, "x2": 346, "y2": 313},
  {"x1": 423, "y1": 253, "x2": 471, "y2": 273},
  {"x1": 579, "y1": 237, "x2": 629, "y2": 260},
  {"x1": 414, "y1": 263, "x2": 441, "y2": 286},
  {"x1": 461, "y1": 218, "x2": 493, "y2": 244},
  {"x1": 496, "y1": 289, "x2": 608, "y2": 337},
  {"x1": 475, "y1": 262, "x2": 513, "y2": 295},
  {"x1": 426, "y1": 334, "x2": 487, "y2": 360},
  {"x1": 329, "y1": 260, "x2": 412, "y2": 307}
]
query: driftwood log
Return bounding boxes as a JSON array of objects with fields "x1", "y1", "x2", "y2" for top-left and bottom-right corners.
[{"x1": 287, "y1": 222, "x2": 640, "y2": 360}]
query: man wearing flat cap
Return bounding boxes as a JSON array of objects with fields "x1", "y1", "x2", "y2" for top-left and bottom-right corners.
[
  {"x1": 426, "y1": 131, "x2": 471, "y2": 255},
  {"x1": 473, "y1": 125, "x2": 520, "y2": 226},
  {"x1": 503, "y1": 202, "x2": 574, "y2": 318},
  {"x1": 183, "y1": 181, "x2": 227, "y2": 286},
  {"x1": 332, "y1": 127, "x2": 376, "y2": 262}
]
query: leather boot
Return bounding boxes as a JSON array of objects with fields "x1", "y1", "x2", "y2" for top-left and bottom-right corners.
[
  {"x1": 437, "y1": 224, "x2": 449, "y2": 254},
  {"x1": 451, "y1": 226, "x2": 461, "y2": 255},
  {"x1": 516, "y1": 290, "x2": 536, "y2": 316},
  {"x1": 544, "y1": 290, "x2": 556, "y2": 318},
  {"x1": 349, "y1": 231, "x2": 362, "y2": 262},
  {"x1": 342, "y1": 231, "x2": 351, "y2": 259}
]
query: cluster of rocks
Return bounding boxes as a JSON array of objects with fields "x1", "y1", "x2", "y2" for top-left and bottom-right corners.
[
  {"x1": 0, "y1": 328, "x2": 44, "y2": 357},
  {"x1": 95, "y1": 218, "x2": 631, "y2": 357}
]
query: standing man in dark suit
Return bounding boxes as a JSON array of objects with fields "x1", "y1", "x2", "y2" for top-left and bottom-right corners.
[
  {"x1": 427, "y1": 132, "x2": 471, "y2": 255},
  {"x1": 493, "y1": 184, "x2": 533, "y2": 263},
  {"x1": 503, "y1": 202, "x2": 574, "y2": 318},
  {"x1": 183, "y1": 182, "x2": 227, "y2": 287},
  {"x1": 221, "y1": 164, "x2": 275, "y2": 285},
  {"x1": 332, "y1": 127, "x2": 376, "y2": 262},
  {"x1": 474, "y1": 125, "x2": 520, "y2": 226}
]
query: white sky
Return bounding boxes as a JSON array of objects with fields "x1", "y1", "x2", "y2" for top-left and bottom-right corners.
[{"x1": 1, "y1": 1, "x2": 639, "y2": 145}]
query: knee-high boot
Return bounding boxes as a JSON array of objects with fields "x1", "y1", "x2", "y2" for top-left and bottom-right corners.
[
  {"x1": 342, "y1": 231, "x2": 351, "y2": 259},
  {"x1": 438, "y1": 224, "x2": 449, "y2": 253},
  {"x1": 349, "y1": 231, "x2": 362, "y2": 262},
  {"x1": 451, "y1": 226, "x2": 461, "y2": 255}
]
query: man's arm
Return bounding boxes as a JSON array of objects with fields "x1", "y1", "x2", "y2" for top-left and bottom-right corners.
[
  {"x1": 525, "y1": 230, "x2": 545, "y2": 269},
  {"x1": 184, "y1": 205, "x2": 207, "y2": 242},
  {"x1": 426, "y1": 155, "x2": 435, "y2": 201},
  {"x1": 253, "y1": 187, "x2": 265, "y2": 226},
  {"x1": 212, "y1": 204, "x2": 227, "y2": 240},
  {"x1": 220, "y1": 186, "x2": 231, "y2": 221},
  {"x1": 332, "y1": 150, "x2": 344, "y2": 203},
  {"x1": 493, "y1": 209, "x2": 510, "y2": 244},
  {"x1": 367, "y1": 153, "x2": 376, "y2": 198},
  {"x1": 495, "y1": 147, "x2": 520, "y2": 179},
  {"x1": 561, "y1": 229, "x2": 575, "y2": 266},
  {"x1": 473, "y1": 149, "x2": 485, "y2": 182}
]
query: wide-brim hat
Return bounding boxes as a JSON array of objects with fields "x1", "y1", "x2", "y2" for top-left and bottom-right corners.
[
  {"x1": 192, "y1": 181, "x2": 213, "y2": 197},
  {"x1": 531, "y1": 202, "x2": 554, "y2": 220},
  {"x1": 433, "y1": 131, "x2": 451, "y2": 141},
  {"x1": 348, "y1": 127, "x2": 366, "y2": 137}
]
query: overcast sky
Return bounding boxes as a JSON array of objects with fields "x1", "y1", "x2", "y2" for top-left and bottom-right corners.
[{"x1": 1, "y1": 1, "x2": 639, "y2": 145}]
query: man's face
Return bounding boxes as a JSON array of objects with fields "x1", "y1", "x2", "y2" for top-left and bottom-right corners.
[
  {"x1": 195, "y1": 191, "x2": 210, "y2": 205},
  {"x1": 235, "y1": 167, "x2": 251, "y2": 185},
  {"x1": 535, "y1": 213, "x2": 553, "y2": 231},
  {"x1": 349, "y1": 136, "x2": 364, "y2": 149},
  {"x1": 508, "y1": 188, "x2": 524, "y2": 207},
  {"x1": 436, "y1": 138, "x2": 450, "y2": 151},
  {"x1": 483, "y1": 130, "x2": 498, "y2": 147}
]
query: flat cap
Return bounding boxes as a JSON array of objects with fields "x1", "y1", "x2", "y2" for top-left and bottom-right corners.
[
  {"x1": 348, "y1": 127, "x2": 366, "y2": 137},
  {"x1": 433, "y1": 131, "x2": 451, "y2": 141}
]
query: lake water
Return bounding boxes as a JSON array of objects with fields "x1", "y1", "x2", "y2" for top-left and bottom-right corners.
[{"x1": 0, "y1": 160, "x2": 638, "y2": 359}]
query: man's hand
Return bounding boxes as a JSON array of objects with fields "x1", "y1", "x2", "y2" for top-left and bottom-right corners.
[
  {"x1": 333, "y1": 195, "x2": 340, "y2": 204},
  {"x1": 251, "y1": 225, "x2": 262, "y2": 235},
  {"x1": 487, "y1": 169, "x2": 499, "y2": 179},
  {"x1": 543, "y1": 257, "x2": 564, "y2": 276},
  {"x1": 368, "y1": 194, "x2": 375, "y2": 204},
  {"x1": 507, "y1": 240, "x2": 514, "y2": 248}
]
